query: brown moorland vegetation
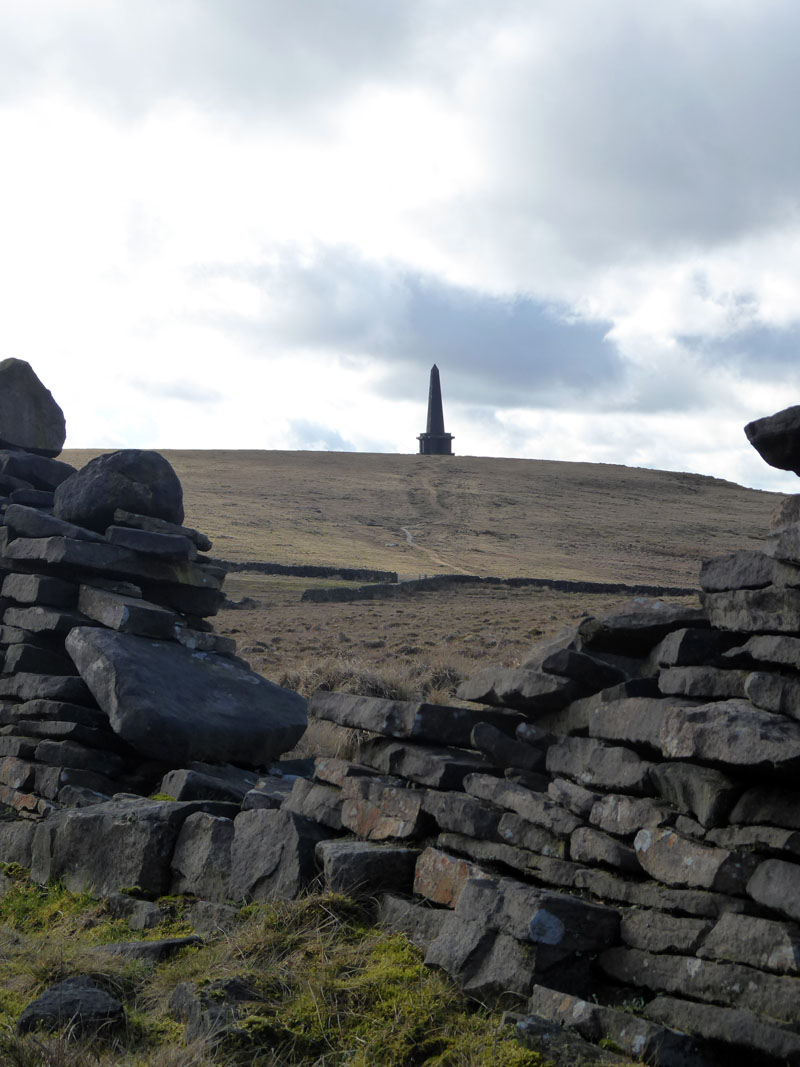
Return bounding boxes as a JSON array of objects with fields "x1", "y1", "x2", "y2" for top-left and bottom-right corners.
[{"x1": 62, "y1": 450, "x2": 783, "y2": 701}]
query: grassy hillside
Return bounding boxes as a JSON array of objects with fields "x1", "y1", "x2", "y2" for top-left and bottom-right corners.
[{"x1": 62, "y1": 451, "x2": 782, "y2": 586}]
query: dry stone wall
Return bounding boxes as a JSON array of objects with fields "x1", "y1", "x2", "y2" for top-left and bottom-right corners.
[{"x1": 3, "y1": 369, "x2": 800, "y2": 1063}]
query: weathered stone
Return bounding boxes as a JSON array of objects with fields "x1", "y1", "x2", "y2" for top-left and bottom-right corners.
[
  {"x1": 17, "y1": 976, "x2": 124, "y2": 1036},
  {"x1": 8, "y1": 719, "x2": 120, "y2": 753},
  {"x1": 546, "y1": 736, "x2": 654, "y2": 794},
  {"x1": 5, "y1": 535, "x2": 222, "y2": 592},
  {"x1": 730, "y1": 786, "x2": 800, "y2": 829},
  {"x1": 746, "y1": 670, "x2": 800, "y2": 721},
  {"x1": 648, "y1": 626, "x2": 742, "y2": 668},
  {"x1": 534, "y1": 678, "x2": 661, "y2": 735},
  {"x1": 309, "y1": 688, "x2": 523, "y2": 747},
  {"x1": 455, "y1": 875, "x2": 620, "y2": 956},
  {"x1": 589, "y1": 794, "x2": 674, "y2": 836},
  {"x1": 578, "y1": 602, "x2": 708, "y2": 655},
  {"x1": 534, "y1": 647, "x2": 627, "y2": 690},
  {"x1": 9, "y1": 487, "x2": 53, "y2": 506},
  {"x1": 54, "y1": 449, "x2": 184, "y2": 532},
  {"x1": 113, "y1": 508, "x2": 212, "y2": 551},
  {"x1": 600, "y1": 945, "x2": 800, "y2": 1024},
  {"x1": 5, "y1": 699, "x2": 107, "y2": 729},
  {"x1": 34, "y1": 739, "x2": 125, "y2": 776},
  {"x1": 707, "y1": 823, "x2": 800, "y2": 857},
  {"x1": 356, "y1": 737, "x2": 492, "y2": 790},
  {"x1": 2, "y1": 572, "x2": 77, "y2": 607},
  {"x1": 313, "y1": 757, "x2": 384, "y2": 788},
  {"x1": 3, "y1": 502, "x2": 105, "y2": 542},
  {"x1": 136, "y1": 580, "x2": 224, "y2": 618},
  {"x1": 3, "y1": 604, "x2": 95, "y2": 634},
  {"x1": 659, "y1": 699, "x2": 800, "y2": 770},
  {"x1": 413, "y1": 846, "x2": 488, "y2": 906},
  {"x1": 658, "y1": 665, "x2": 748, "y2": 700},
  {"x1": 646, "y1": 994, "x2": 800, "y2": 1063},
  {"x1": 766, "y1": 520, "x2": 800, "y2": 565},
  {"x1": 341, "y1": 778, "x2": 428, "y2": 840},
  {"x1": 527, "y1": 985, "x2": 704, "y2": 1067},
  {"x1": 699, "y1": 911, "x2": 800, "y2": 974},
  {"x1": 469, "y1": 721, "x2": 544, "y2": 771},
  {"x1": 105, "y1": 525, "x2": 196, "y2": 561},
  {"x1": 377, "y1": 893, "x2": 448, "y2": 949},
  {"x1": 725, "y1": 633, "x2": 800, "y2": 668},
  {"x1": 1, "y1": 452, "x2": 73, "y2": 491},
  {"x1": 31, "y1": 797, "x2": 227, "y2": 896},
  {"x1": 621, "y1": 910, "x2": 711, "y2": 954},
  {"x1": 456, "y1": 666, "x2": 582, "y2": 712},
  {"x1": 464, "y1": 774, "x2": 581, "y2": 836},
  {"x1": 241, "y1": 776, "x2": 294, "y2": 810},
  {"x1": 570, "y1": 827, "x2": 640, "y2": 873},
  {"x1": 699, "y1": 549, "x2": 800, "y2": 592},
  {"x1": 502, "y1": 767, "x2": 549, "y2": 791},
  {"x1": 316, "y1": 839, "x2": 419, "y2": 895},
  {"x1": 702, "y1": 586, "x2": 800, "y2": 633},
  {"x1": 745, "y1": 404, "x2": 800, "y2": 472},
  {"x1": 173, "y1": 626, "x2": 236, "y2": 656},
  {"x1": 516, "y1": 1015, "x2": 633, "y2": 1066},
  {"x1": 520, "y1": 625, "x2": 581, "y2": 669},
  {"x1": 649, "y1": 762, "x2": 740, "y2": 828},
  {"x1": 159, "y1": 768, "x2": 249, "y2": 805},
  {"x1": 0, "y1": 359, "x2": 66, "y2": 456},
  {"x1": 422, "y1": 790, "x2": 501, "y2": 838},
  {"x1": 66, "y1": 628, "x2": 306, "y2": 768},
  {"x1": 0, "y1": 818, "x2": 36, "y2": 866},
  {"x1": 425, "y1": 912, "x2": 543, "y2": 1002},
  {"x1": 95, "y1": 935, "x2": 202, "y2": 962},
  {"x1": 77, "y1": 585, "x2": 179, "y2": 639},
  {"x1": 496, "y1": 813, "x2": 567, "y2": 858},
  {"x1": 747, "y1": 858, "x2": 800, "y2": 922},
  {"x1": 170, "y1": 812, "x2": 234, "y2": 901},
  {"x1": 437, "y1": 831, "x2": 581, "y2": 887},
  {"x1": 0, "y1": 737, "x2": 37, "y2": 759},
  {"x1": 588, "y1": 696, "x2": 699, "y2": 751},
  {"x1": 576, "y1": 867, "x2": 747, "y2": 918},
  {"x1": 229, "y1": 809, "x2": 330, "y2": 902},
  {"x1": 771, "y1": 494, "x2": 800, "y2": 532},
  {"x1": 634, "y1": 827, "x2": 759, "y2": 894},
  {"x1": 3, "y1": 643, "x2": 77, "y2": 675},
  {"x1": 547, "y1": 777, "x2": 602, "y2": 819}
]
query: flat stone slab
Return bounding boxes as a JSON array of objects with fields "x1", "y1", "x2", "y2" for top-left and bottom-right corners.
[
  {"x1": 649, "y1": 762, "x2": 740, "y2": 828},
  {"x1": 601, "y1": 945, "x2": 800, "y2": 1025},
  {"x1": 659, "y1": 699, "x2": 800, "y2": 770},
  {"x1": 646, "y1": 995, "x2": 800, "y2": 1063},
  {"x1": 66, "y1": 627, "x2": 307, "y2": 767},
  {"x1": 702, "y1": 586, "x2": 800, "y2": 632},
  {"x1": 730, "y1": 786, "x2": 800, "y2": 829},
  {"x1": 308, "y1": 688, "x2": 522, "y2": 747},
  {"x1": 113, "y1": 508, "x2": 212, "y2": 551},
  {"x1": 3, "y1": 502, "x2": 105, "y2": 542},
  {"x1": 698, "y1": 911, "x2": 800, "y2": 975},
  {"x1": 413, "y1": 846, "x2": 488, "y2": 907},
  {"x1": 634, "y1": 827, "x2": 759, "y2": 894},
  {"x1": 78, "y1": 584, "x2": 179, "y2": 639},
  {"x1": 316, "y1": 839, "x2": 419, "y2": 896},
  {"x1": 464, "y1": 774, "x2": 580, "y2": 836},
  {"x1": 456, "y1": 666, "x2": 582, "y2": 712},
  {"x1": 356, "y1": 737, "x2": 493, "y2": 790},
  {"x1": 5, "y1": 535, "x2": 222, "y2": 591},
  {"x1": 699, "y1": 549, "x2": 800, "y2": 592},
  {"x1": 658, "y1": 665, "x2": 749, "y2": 700},
  {"x1": 621, "y1": 911, "x2": 711, "y2": 955},
  {"x1": 546, "y1": 736, "x2": 654, "y2": 794}
]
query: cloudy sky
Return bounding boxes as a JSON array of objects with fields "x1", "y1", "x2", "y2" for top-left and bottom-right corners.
[{"x1": 3, "y1": 1, "x2": 800, "y2": 491}]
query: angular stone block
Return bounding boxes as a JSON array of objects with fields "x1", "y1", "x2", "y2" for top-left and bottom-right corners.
[
  {"x1": 464, "y1": 774, "x2": 581, "y2": 836},
  {"x1": 77, "y1": 585, "x2": 179, "y2": 639},
  {"x1": 699, "y1": 911, "x2": 800, "y2": 975},
  {"x1": 170, "y1": 812, "x2": 234, "y2": 902},
  {"x1": 422, "y1": 789, "x2": 501, "y2": 839},
  {"x1": 621, "y1": 911, "x2": 711, "y2": 955},
  {"x1": 228, "y1": 809, "x2": 330, "y2": 902},
  {"x1": 106, "y1": 525, "x2": 196, "y2": 560},
  {"x1": 747, "y1": 858, "x2": 800, "y2": 922},
  {"x1": 589, "y1": 793, "x2": 674, "y2": 837},
  {"x1": 570, "y1": 826, "x2": 640, "y2": 873},
  {"x1": 702, "y1": 586, "x2": 800, "y2": 633},
  {"x1": 356, "y1": 737, "x2": 492, "y2": 790},
  {"x1": 634, "y1": 827, "x2": 759, "y2": 894},
  {"x1": 456, "y1": 667, "x2": 581, "y2": 712},
  {"x1": 316, "y1": 839, "x2": 419, "y2": 895},
  {"x1": 658, "y1": 666, "x2": 748, "y2": 700},
  {"x1": 413, "y1": 846, "x2": 487, "y2": 907},
  {"x1": 659, "y1": 699, "x2": 800, "y2": 770},
  {"x1": 646, "y1": 995, "x2": 800, "y2": 1063},
  {"x1": 649, "y1": 762, "x2": 740, "y2": 828},
  {"x1": 546, "y1": 736, "x2": 654, "y2": 794}
]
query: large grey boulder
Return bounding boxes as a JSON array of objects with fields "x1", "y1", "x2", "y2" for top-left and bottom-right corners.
[
  {"x1": 745, "y1": 404, "x2": 800, "y2": 474},
  {"x1": 65, "y1": 628, "x2": 306, "y2": 767},
  {"x1": 54, "y1": 449, "x2": 184, "y2": 532},
  {"x1": 0, "y1": 358, "x2": 66, "y2": 455}
]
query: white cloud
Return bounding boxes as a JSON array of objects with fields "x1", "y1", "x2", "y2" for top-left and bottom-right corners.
[{"x1": 0, "y1": 1, "x2": 798, "y2": 492}]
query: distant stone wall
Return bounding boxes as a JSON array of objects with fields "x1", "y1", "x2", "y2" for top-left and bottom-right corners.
[
  {"x1": 221, "y1": 559, "x2": 398, "y2": 583},
  {"x1": 301, "y1": 573, "x2": 697, "y2": 603}
]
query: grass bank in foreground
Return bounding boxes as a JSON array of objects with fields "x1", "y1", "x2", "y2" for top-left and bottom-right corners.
[{"x1": 0, "y1": 869, "x2": 550, "y2": 1067}]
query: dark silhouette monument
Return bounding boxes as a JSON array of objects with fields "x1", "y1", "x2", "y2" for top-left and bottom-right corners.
[{"x1": 418, "y1": 364, "x2": 454, "y2": 455}]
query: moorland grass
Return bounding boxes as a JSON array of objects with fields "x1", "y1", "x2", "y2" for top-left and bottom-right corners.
[{"x1": 0, "y1": 872, "x2": 551, "y2": 1067}]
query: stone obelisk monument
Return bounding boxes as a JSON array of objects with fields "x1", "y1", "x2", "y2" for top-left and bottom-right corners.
[{"x1": 417, "y1": 364, "x2": 454, "y2": 455}]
